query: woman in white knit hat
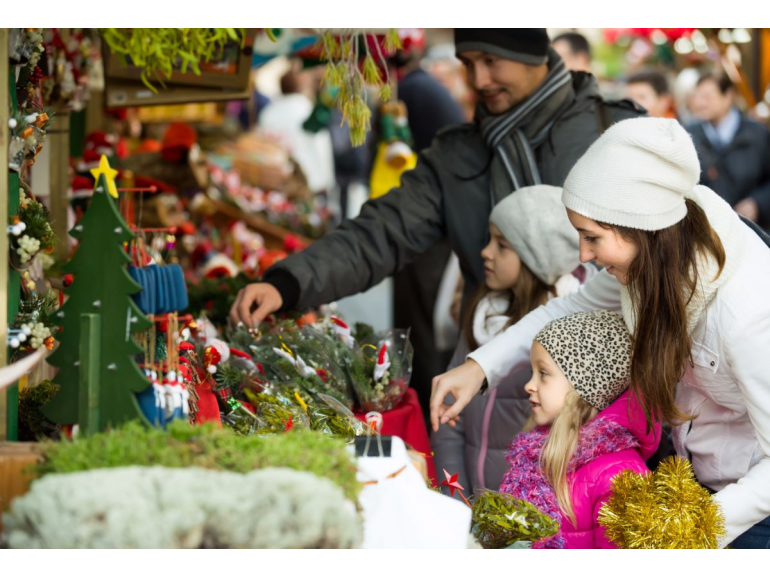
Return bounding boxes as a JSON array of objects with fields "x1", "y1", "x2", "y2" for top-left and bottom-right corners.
[{"x1": 430, "y1": 117, "x2": 770, "y2": 548}]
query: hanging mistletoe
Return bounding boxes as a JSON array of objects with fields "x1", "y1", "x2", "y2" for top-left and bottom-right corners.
[{"x1": 316, "y1": 29, "x2": 401, "y2": 146}]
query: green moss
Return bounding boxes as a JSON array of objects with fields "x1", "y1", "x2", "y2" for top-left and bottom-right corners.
[{"x1": 36, "y1": 421, "x2": 361, "y2": 501}]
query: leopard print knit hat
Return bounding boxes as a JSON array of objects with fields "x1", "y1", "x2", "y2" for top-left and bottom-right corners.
[{"x1": 534, "y1": 310, "x2": 632, "y2": 411}]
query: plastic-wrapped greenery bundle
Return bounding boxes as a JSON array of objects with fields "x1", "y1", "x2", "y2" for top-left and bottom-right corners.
[
  {"x1": 221, "y1": 398, "x2": 259, "y2": 436},
  {"x1": 310, "y1": 393, "x2": 366, "y2": 441},
  {"x1": 232, "y1": 319, "x2": 415, "y2": 413},
  {"x1": 471, "y1": 490, "x2": 559, "y2": 549},
  {"x1": 248, "y1": 321, "x2": 354, "y2": 409},
  {"x1": 214, "y1": 325, "x2": 364, "y2": 442},
  {"x1": 309, "y1": 319, "x2": 413, "y2": 412},
  {"x1": 242, "y1": 387, "x2": 364, "y2": 442},
  {"x1": 220, "y1": 319, "x2": 411, "y2": 439},
  {"x1": 348, "y1": 328, "x2": 413, "y2": 413},
  {"x1": 244, "y1": 389, "x2": 311, "y2": 435}
]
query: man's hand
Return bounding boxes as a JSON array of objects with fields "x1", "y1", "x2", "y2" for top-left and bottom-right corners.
[
  {"x1": 430, "y1": 359, "x2": 486, "y2": 433},
  {"x1": 735, "y1": 198, "x2": 760, "y2": 222},
  {"x1": 229, "y1": 283, "x2": 283, "y2": 328}
]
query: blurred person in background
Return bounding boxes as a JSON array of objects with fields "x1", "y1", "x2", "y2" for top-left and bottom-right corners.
[
  {"x1": 552, "y1": 31, "x2": 592, "y2": 73},
  {"x1": 625, "y1": 70, "x2": 676, "y2": 119}
]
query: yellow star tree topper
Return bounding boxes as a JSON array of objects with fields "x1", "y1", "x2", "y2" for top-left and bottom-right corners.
[{"x1": 90, "y1": 155, "x2": 119, "y2": 198}]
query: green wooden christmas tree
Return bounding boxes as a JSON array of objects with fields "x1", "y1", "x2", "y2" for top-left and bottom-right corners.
[{"x1": 44, "y1": 156, "x2": 152, "y2": 431}]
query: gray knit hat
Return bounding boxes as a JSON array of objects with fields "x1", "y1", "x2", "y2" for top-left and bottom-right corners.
[
  {"x1": 534, "y1": 311, "x2": 631, "y2": 411},
  {"x1": 490, "y1": 185, "x2": 580, "y2": 286}
]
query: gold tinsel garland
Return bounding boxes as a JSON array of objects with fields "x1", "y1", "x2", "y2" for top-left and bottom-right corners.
[{"x1": 598, "y1": 456, "x2": 726, "y2": 548}]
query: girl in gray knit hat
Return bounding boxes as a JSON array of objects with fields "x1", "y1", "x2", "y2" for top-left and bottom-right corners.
[
  {"x1": 466, "y1": 184, "x2": 591, "y2": 350},
  {"x1": 433, "y1": 184, "x2": 594, "y2": 500}
]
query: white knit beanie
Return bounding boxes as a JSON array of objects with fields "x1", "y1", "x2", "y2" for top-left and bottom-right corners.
[
  {"x1": 490, "y1": 185, "x2": 580, "y2": 286},
  {"x1": 561, "y1": 117, "x2": 701, "y2": 231}
]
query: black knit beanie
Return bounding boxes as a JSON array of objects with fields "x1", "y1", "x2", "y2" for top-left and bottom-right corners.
[{"x1": 454, "y1": 29, "x2": 550, "y2": 65}]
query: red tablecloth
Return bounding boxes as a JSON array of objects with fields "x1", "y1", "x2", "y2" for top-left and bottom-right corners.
[{"x1": 354, "y1": 388, "x2": 436, "y2": 484}]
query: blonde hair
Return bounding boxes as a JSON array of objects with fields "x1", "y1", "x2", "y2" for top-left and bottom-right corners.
[{"x1": 539, "y1": 390, "x2": 599, "y2": 527}]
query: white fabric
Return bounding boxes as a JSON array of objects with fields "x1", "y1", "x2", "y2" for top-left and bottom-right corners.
[{"x1": 356, "y1": 436, "x2": 471, "y2": 549}]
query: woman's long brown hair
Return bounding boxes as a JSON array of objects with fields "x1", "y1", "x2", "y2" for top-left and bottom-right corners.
[{"x1": 605, "y1": 198, "x2": 726, "y2": 429}]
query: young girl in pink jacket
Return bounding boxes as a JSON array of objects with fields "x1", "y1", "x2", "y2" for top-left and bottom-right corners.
[{"x1": 499, "y1": 310, "x2": 661, "y2": 548}]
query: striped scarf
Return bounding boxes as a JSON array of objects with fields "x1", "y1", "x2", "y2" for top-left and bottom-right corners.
[{"x1": 477, "y1": 49, "x2": 574, "y2": 204}]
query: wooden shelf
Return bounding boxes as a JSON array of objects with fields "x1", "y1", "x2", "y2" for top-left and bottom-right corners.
[
  {"x1": 0, "y1": 442, "x2": 42, "y2": 530},
  {"x1": 211, "y1": 199, "x2": 314, "y2": 250}
]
